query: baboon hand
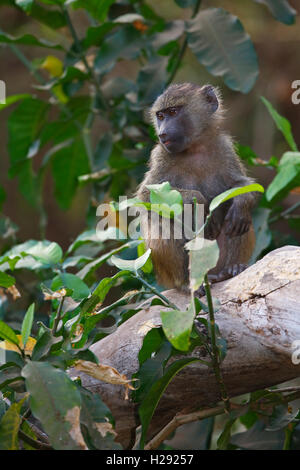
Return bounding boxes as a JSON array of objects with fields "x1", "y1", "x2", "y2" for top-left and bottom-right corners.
[{"x1": 224, "y1": 201, "x2": 251, "y2": 237}]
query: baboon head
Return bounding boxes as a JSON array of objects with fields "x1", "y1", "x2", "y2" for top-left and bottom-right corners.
[{"x1": 150, "y1": 83, "x2": 222, "y2": 154}]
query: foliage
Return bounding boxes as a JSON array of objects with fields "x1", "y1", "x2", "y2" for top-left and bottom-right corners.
[{"x1": 0, "y1": 0, "x2": 299, "y2": 452}]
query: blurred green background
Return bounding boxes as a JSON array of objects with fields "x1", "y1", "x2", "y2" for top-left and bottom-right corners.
[{"x1": 0, "y1": 0, "x2": 299, "y2": 249}]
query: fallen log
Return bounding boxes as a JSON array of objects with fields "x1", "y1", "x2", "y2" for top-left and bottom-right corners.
[{"x1": 74, "y1": 245, "x2": 300, "y2": 448}]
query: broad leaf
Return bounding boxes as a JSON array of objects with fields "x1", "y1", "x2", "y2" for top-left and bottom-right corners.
[
  {"x1": 110, "y1": 249, "x2": 151, "y2": 273},
  {"x1": 186, "y1": 238, "x2": 219, "y2": 292},
  {"x1": 161, "y1": 305, "x2": 195, "y2": 351},
  {"x1": 137, "y1": 57, "x2": 168, "y2": 105},
  {"x1": 139, "y1": 357, "x2": 201, "y2": 448},
  {"x1": 51, "y1": 138, "x2": 90, "y2": 209},
  {"x1": 0, "y1": 396, "x2": 27, "y2": 450},
  {"x1": 266, "y1": 154, "x2": 300, "y2": 202},
  {"x1": 21, "y1": 303, "x2": 35, "y2": 348},
  {"x1": 0, "y1": 31, "x2": 63, "y2": 49},
  {"x1": 51, "y1": 273, "x2": 90, "y2": 300},
  {"x1": 186, "y1": 8, "x2": 259, "y2": 93},
  {"x1": 95, "y1": 25, "x2": 142, "y2": 74},
  {"x1": 0, "y1": 321, "x2": 20, "y2": 347},
  {"x1": 0, "y1": 94, "x2": 31, "y2": 112},
  {"x1": 69, "y1": 0, "x2": 115, "y2": 22},
  {"x1": 253, "y1": 0, "x2": 296, "y2": 25},
  {"x1": 79, "y1": 387, "x2": 121, "y2": 450},
  {"x1": 209, "y1": 184, "x2": 264, "y2": 213},
  {"x1": 261, "y1": 97, "x2": 298, "y2": 151},
  {"x1": 0, "y1": 272, "x2": 15, "y2": 288},
  {"x1": 22, "y1": 361, "x2": 86, "y2": 450}
]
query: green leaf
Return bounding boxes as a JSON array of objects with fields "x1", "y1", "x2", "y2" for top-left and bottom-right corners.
[
  {"x1": 90, "y1": 271, "x2": 130, "y2": 305},
  {"x1": 0, "y1": 31, "x2": 63, "y2": 49},
  {"x1": 22, "y1": 361, "x2": 86, "y2": 450},
  {"x1": 209, "y1": 184, "x2": 264, "y2": 213},
  {"x1": 150, "y1": 20, "x2": 184, "y2": 50},
  {"x1": 217, "y1": 418, "x2": 236, "y2": 450},
  {"x1": 161, "y1": 305, "x2": 195, "y2": 351},
  {"x1": 28, "y1": 3, "x2": 67, "y2": 29},
  {"x1": 79, "y1": 387, "x2": 121, "y2": 450},
  {"x1": 253, "y1": 0, "x2": 296, "y2": 25},
  {"x1": 137, "y1": 241, "x2": 153, "y2": 274},
  {"x1": 110, "y1": 249, "x2": 151, "y2": 273},
  {"x1": 21, "y1": 303, "x2": 35, "y2": 348},
  {"x1": 0, "y1": 396, "x2": 27, "y2": 450},
  {"x1": 0, "y1": 94, "x2": 31, "y2": 112},
  {"x1": 0, "y1": 271, "x2": 15, "y2": 288},
  {"x1": 266, "y1": 154, "x2": 300, "y2": 202},
  {"x1": 186, "y1": 239, "x2": 219, "y2": 291},
  {"x1": 137, "y1": 56, "x2": 169, "y2": 106},
  {"x1": 0, "y1": 321, "x2": 20, "y2": 347},
  {"x1": 66, "y1": 229, "x2": 104, "y2": 254},
  {"x1": 186, "y1": 8, "x2": 259, "y2": 93},
  {"x1": 51, "y1": 273, "x2": 90, "y2": 300},
  {"x1": 133, "y1": 340, "x2": 172, "y2": 404},
  {"x1": 51, "y1": 138, "x2": 90, "y2": 209},
  {"x1": 95, "y1": 25, "x2": 142, "y2": 74},
  {"x1": 69, "y1": 0, "x2": 115, "y2": 22},
  {"x1": 138, "y1": 327, "x2": 166, "y2": 366},
  {"x1": 31, "y1": 330, "x2": 62, "y2": 361},
  {"x1": 1, "y1": 240, "x2": 62, "y2": 271},
  {"x1": 261, "y1": 97, "x2": 298, "y2": 151},
  {"x1": 139, "y1": 357, "x2": 201, "y2": 448},
  {"x1": 8, "y1": 97, "x2": 49, "y2": 205},
  {"x1": 77, "y1": 241, "x2": 140, "y2": 281},
  {"x1": 8, "y1": 98, "x2": 49, "y2": 165},
  {"x1": 82, "y1": 24, "x2": 116, "y2": 49}
]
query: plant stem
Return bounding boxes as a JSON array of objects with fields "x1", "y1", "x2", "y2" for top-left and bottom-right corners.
[
  {"x1": 167, "y1": 0, "x2": 202, "y2": 85},
  {"x1": 269, "y1": 199, "x2": 300, "y2": 224},
  {"x1": 18, "y1": 429, "x2": 53, "y2": 451},
  {"x1": 283, "y1": 422, "x2": 296, "y2": 450},
  {"x1": 51, "y1": 296, "x2": 65, "y2": 335},
  {"x1": 62, "y1": 6, "x2": 108, "y2": 111},
  {"x1": 136, "y1": 274, "x2": 179, "y2": 310},
  {"x1": 204, "y1": 274, "x2": 231, "y2": 413}
]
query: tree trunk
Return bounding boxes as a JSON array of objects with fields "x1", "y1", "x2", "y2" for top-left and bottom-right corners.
[{"x1": 73, "y1": 246, "x2": 300, "y2": 448}]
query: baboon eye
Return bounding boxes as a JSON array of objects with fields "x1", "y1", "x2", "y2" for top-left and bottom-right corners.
[
  {"x1": 157, "y1": 112, "x2": 164, "y2": 121},
  {"x1": 168, "y1": 108, "x2": 178, "y2": 116}
]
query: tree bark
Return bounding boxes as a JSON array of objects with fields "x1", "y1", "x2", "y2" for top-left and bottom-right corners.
[{"x1": 74, "y1": 246, "x2": 300, "y2": 448}]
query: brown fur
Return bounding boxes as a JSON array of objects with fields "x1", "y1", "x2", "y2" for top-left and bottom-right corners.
[{"x1": 137, "y1": 83, "x2": 258, "y2": 290}]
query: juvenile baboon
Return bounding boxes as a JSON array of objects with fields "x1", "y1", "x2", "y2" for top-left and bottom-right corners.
[{"x1": 137, "y1": 83, "x2": 258, "y2": 290}]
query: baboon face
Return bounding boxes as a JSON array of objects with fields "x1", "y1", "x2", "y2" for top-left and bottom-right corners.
[
  {"x1": 156, "y1": 106, "x2": 189, "y2": 153},
  {"x1": 153, "y1": 83, "x2": 220, "y2": 154}
]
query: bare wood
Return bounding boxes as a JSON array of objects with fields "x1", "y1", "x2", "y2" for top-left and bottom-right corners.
[{"x1": 73, "y1": 246, "x2": 300, "y2": 448}]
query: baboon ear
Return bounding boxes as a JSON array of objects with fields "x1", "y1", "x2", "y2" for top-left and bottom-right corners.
[{"x1": 200, "y1": 85, "x2": 219, "y2": 112}]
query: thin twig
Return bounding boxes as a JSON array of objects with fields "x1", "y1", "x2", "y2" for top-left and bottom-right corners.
[
  {"x1": 135, "y1": 274, "x2": 179, "y2": 310},
  {"x1": 145, "y1": 389, "x2": 300, "y2": 450},
  {"x1": 144, "y1": 405, "x2": 225, "y2": 450},
  {"x1": 19, "y1": 429, "x2": 53, "y2": 451},
  {"x1": 269, "y1": 199, "x2": 300, "y2": 224},
  {"x1": 167, "y1": 0, "x2": 202, "y2": 85},
  {"x1": 204, "y1": 274, "x2": 231, "y2": 413}
]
